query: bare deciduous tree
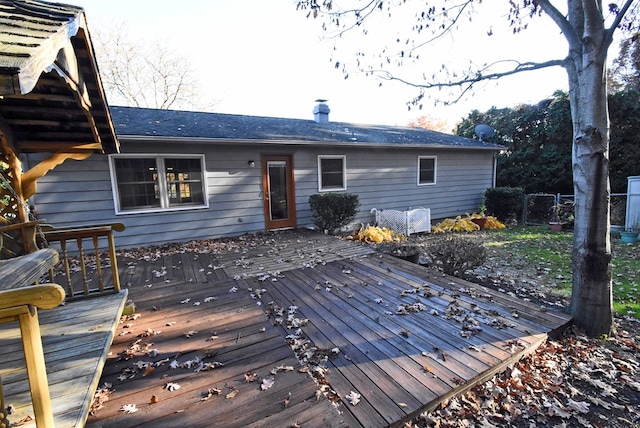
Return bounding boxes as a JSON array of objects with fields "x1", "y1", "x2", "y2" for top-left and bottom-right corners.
[
  {"x1": 92, "y1": 22, "x2": 217, "y2": 111},
  {"x1": 296, "y1": 0, "x2": 639, "y2": 336}
]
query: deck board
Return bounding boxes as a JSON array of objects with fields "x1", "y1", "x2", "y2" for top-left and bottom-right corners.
[
  {"x1": 84, "y1": 233, "x2": 570, "y2": 427},
  {"x1": 2, "y1": 230, "x2": 572, "y2": 427},
  {"x1": 0, "y1": 291, "x2": 128, "y2": 428}
]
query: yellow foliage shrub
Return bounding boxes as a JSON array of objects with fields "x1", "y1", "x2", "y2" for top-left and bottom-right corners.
[
  {"x1": 433, "y1": 213, "x2": 506, "y2": 233},
  {"x1": 355, "y1": 224, "x2": 407, "y2": 243}
]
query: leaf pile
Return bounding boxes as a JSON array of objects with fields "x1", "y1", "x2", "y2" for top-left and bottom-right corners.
[
  {"x1": 410, "y1": 320, "x2": 640, "y2": 427},
  {"x1": 432, "y1": 213, "x2": 505, "y2": 233},
  {"x1": 354, "y1": 224, "x2": 407, "y2": 243}
]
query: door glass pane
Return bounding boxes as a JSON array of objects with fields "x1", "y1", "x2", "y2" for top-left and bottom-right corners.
[{"x1": 268, "y1": 161, "x2": 288, "y2": 221}]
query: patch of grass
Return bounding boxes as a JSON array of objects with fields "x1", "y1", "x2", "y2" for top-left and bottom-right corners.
[
  {"x1": 611, "y1": 253, "x2": 640, "y2": 319},
  {"x1": 419, "y1": 225, "x2": 639, "y2": 318},
  {"x1": 480, "y1": 225, "x2": 639, "y2": 318}
]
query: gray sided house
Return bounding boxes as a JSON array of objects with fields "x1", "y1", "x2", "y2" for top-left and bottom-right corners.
[{"x1": 26, "y1": 104, "x2": 501, "y2": 249}]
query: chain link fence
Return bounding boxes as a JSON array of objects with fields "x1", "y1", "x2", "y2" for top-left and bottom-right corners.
[{"x1": 523, "y1": 193, "x2": 627, "y2": 226}]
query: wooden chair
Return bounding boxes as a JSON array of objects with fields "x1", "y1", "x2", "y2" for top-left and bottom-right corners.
[
  {"x1": 0, "y1": 219, "x2": 41, "y2": 259},
  {"x1": 0, "y1": 242, "x2": 63, "y2": 428}
]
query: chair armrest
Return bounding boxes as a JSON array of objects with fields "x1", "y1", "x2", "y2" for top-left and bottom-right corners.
[
  {"x1": 0, "y1": 220, "x2": 43, "y2": 234},
  {"x1": 41, "y1": 222, "x2": 126, "y2": 233},
  {"x1": 0, "y1": 284, "x2": 65, "y2": 310}
]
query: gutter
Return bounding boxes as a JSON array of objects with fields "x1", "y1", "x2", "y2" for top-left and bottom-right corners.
[{"x1": 117, "y1": 135, "x2": 505, "y2": 151}]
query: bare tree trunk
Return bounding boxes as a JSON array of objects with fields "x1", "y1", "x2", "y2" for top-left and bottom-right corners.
[{"x1": 566, "y1": 3, "x2": 614, "y2": 336}]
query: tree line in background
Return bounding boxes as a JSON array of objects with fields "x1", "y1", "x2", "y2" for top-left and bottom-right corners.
[
  {"x1": 455, "y1": 87, "x2": 640, "y2": 194},
  {"x1": 454, "y1": 27, "x2": 640, "y2": 195}
]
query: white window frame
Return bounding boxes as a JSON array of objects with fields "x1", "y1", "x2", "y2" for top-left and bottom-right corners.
[
  {"x1": 317, "y1": 155, "x2": 347, "y2": 192},
  {"x1": 417, "y1": 156, "x2": 437, "y2": 186},
  {"x1": 109, "y1": 154, "x2": 208, "y2": 215}
]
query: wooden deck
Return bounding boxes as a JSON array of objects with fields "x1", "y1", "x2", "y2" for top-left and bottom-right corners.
[{"x1": 12, "y1": 230, "x2": 571, "y2": 428}]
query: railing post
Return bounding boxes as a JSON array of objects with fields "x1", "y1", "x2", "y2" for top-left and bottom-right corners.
[{"x1": 108, "y1": 230, "x2": 121, "y2": 292}]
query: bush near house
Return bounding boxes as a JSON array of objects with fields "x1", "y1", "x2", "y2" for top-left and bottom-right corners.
[{"x1": 309, "y1": 193, "x2": 360, "y2": 234}]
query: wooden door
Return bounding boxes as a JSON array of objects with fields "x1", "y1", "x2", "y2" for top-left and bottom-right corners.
[{"x1": 262, "y1": 155, "x2": 296, "y2": 230}]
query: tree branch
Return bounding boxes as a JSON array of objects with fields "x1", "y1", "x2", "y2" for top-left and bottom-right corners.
[
  {"x1": 375, "y1": 58, "x2": 567, "y2": 89},
  {"x1": 605, "y1": 0, "x2": 637, "y2": 42},
  {"x1": 536, "y1": 0, "x2": 581, "y2": 49},
  {"x1": 403, "y1": 2, "x2": 474, "y2": 57}
]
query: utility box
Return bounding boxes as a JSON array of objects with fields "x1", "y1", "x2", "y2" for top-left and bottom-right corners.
[{"x1": 626, "y1": 176, "x2": 640, "y2": 230}]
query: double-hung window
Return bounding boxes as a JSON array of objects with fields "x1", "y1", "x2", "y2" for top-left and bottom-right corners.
[
  {"x1": 318, "y1": 155, "x2": 346, "y2": 191},
  {"x1": 417, "y1": 156, "x2": 437, "y2": 185},
  {"x1": 110, "y1": 155, "x2": 207, "y2": 214}
]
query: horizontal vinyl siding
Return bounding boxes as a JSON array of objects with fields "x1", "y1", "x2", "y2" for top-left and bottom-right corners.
[
  {"x1": 295, "y1": 148, "x2": 494, "y2": 229},
  {"x1": 27, "y1": 141, "x2": 495, "y2": 249}
]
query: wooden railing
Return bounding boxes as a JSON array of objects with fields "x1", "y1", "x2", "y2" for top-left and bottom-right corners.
[
  {"x1": 41, "y1": 223, "x2": 125, "y2": 298},
  {"x1": 0, "y1": 222, "x2": 127, "y2": 427}
]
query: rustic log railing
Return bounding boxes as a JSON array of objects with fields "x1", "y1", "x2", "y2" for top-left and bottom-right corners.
[{"x1": 41, "y1": 223, "x2": 125, "y2": 298}]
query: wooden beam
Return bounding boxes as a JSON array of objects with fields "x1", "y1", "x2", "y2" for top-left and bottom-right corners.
[
  {"x1": 21, "y1": 152, "x2": 91, "y2": 199},
  {"x1": 18, "y1": 142, "x2": 102, "y2": 152},
  {"x1": 6, "y1": 119, "x2": 91, "y2": 127},
  {"x1": 2, "y1": 93, "x2": 77, "y2": 102},
  {"x1": 0, "y1": 73, "x2": 21, "y2": 96}
]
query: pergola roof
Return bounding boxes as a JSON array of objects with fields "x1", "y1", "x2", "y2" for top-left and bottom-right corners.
[{"x1": 0, "y1": 0, "x2": 118, "y2": 155}]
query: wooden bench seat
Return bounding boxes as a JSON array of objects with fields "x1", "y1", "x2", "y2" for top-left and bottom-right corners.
[
  {"x1": 0, "y1": 231, "x2": 128, "y2": 428},
  {"x1": 0, "y1": 290, "x2": 128, "y2": 427}
]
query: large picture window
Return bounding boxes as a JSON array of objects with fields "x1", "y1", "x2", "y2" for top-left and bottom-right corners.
[
  {"x1": 110, "y1": 155, "x2": 207, "y2": 214},
  {"x1": 417, "y1": 156, "x2": 437, "y2": 185},
  {"x1": 318, "y1": 155, "x2": 346, "y2": 191}
]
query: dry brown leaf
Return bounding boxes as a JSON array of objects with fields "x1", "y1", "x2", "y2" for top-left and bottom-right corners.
[{"x1": 142, "y1": 365, "x2": 155, "y2": 377}]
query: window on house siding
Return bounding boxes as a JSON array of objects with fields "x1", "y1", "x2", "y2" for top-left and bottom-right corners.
[
  {"x1": 418, "y1": 156, "x2": 437, "y2": 185},
  {"x1": 318, "y1": 155, "x2": 346, "y2": 191},
  {"x1": 110, "y1": 155, "x2": 207, "y2": 214}
]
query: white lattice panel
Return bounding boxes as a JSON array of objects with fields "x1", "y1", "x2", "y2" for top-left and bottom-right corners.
[
  {"x1": 407, "y1": 208, "x2": 431, "y2": 234},
  {"x1": 372, "y1": 207, "x2": 431, "y2": 236}
]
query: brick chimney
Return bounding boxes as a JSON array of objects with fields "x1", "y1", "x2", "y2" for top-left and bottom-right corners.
[{"x1": 313, "y1": 99, "x2": 330, "y2": 124}]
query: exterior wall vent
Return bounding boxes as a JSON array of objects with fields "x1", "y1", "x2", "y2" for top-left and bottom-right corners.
[{"x1": 313, "y1": 99, "x2": 330, "y2": 124}]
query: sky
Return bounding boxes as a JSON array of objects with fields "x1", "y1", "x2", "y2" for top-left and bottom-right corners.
[{"x1": 70, "y1": 0, "x2": 599, "y2": 131}]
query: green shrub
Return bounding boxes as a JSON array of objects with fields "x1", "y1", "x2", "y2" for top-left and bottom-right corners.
[
  {"x1": 309, "y1": 193, "x2": 360, "y2": 234},
  {"x1": 430, "y1": 235, "x2": 486, "y2": 277},
  {"x1": 484, "y1": 187, "x2": 524, "y2": 222}
]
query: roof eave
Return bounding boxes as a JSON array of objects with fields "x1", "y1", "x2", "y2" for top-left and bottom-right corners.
[{"x1": 116, "y1": 135, "x2": 504, "y2": 151}]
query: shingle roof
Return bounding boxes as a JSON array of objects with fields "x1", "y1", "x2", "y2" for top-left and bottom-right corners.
[{"x1": 111, "y1": 106, "x2": 501, "y2": 150}]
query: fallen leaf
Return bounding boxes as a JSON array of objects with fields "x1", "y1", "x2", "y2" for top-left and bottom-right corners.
[
  {"x1": 345, "y1": 390, "x2": 361, "y2": 406},
  {"x1": 566, "y1": 399, "x2": 590, "y2": 414},
  {"x1": 201, "y1": 388, "x2": 222, "y2": 401},
  {"x1": 261, "y1": 377, "x2": 275, "y2": 390},
  {"x1": 142, "y1": 365, "x2": 155, "y2": 377},
  {"x1": 119, "y1": 404, "x2": 138, "y2": 414},
  {"x1": 164, "y1": 382, "x2": 181, "y2": 392}
]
